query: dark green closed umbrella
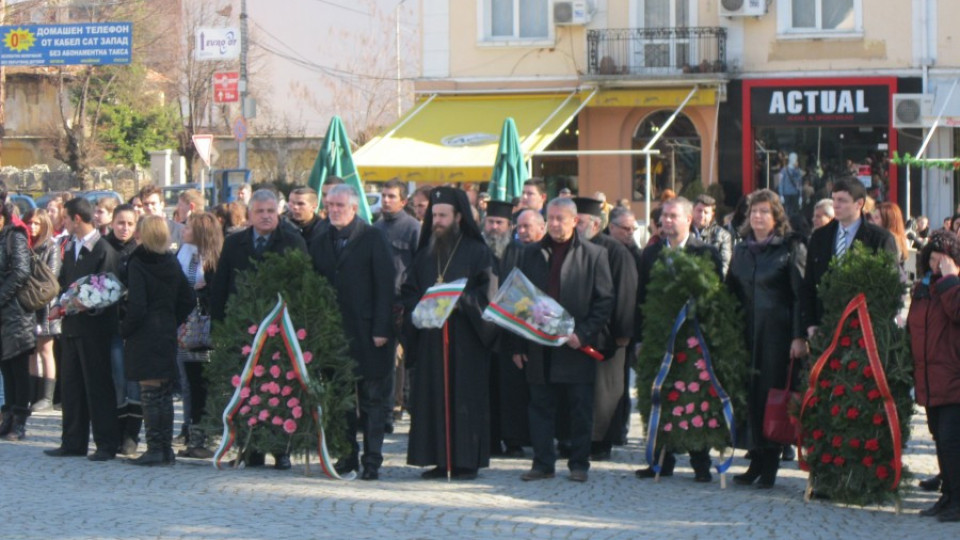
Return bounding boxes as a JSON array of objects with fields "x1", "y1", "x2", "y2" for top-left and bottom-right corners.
[
  {"x1": 489, "y1": 117, "x2": 528, "y2": 202},
  {"x1": 308, "y1": 116, "x2": 372, "y2": 222}
]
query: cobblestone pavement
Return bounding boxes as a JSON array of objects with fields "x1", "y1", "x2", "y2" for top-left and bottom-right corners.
[{"x1": 0, "y1": 404, "x2": 955, "y2": 540}]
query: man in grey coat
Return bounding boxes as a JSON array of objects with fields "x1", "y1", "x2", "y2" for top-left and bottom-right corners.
[
  {"x1": 374, "y1": 179, "x2": 421, "y2": 432},
  {"x1": 511, "y1": 198, "x2": 613, "y2": 483}
]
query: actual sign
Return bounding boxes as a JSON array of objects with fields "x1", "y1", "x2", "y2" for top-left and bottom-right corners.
[
  {"x1": 752, "y1": 85, "x2": 890, "y2": 126},
  {"x1": 213, "y1": 71, "x2": 240, "y2": 103},
  {"x1": 0, "y1": 23, "x2": 132, "y2": 66},
  {"x1": 195, "y1": 27, "x2": 240, "y2": 61}
]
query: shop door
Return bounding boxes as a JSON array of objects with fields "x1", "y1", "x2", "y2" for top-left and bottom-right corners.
[
  {"x1": 634, "y1": 0, "x2": 694, "y2": 72},
  {"x1": 632, "y1": 110, "x2": 701, "y2": 200}
]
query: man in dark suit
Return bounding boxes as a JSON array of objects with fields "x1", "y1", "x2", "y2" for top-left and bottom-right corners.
[
  {"x1": 801, "y1": 177, "x2": 898, "y2": 338},
  {"x1": 511, "y1": 197, "x2": 614, "y2": 483},
  {"x1": 210, "y1": 190, "x2": 308, "y2": 321},
  {"x1": 44, "y1": 198, "x2": 121, "y2": 461},
  {"x1": 311, "y1": 185, "x2": 395, "y2": 481},
  {"x1": 209, "y1": 189, "x2": 307, "y2": 470},
  {"x1": 634, "y1": 196, "x2": 722, "y2": 482}
]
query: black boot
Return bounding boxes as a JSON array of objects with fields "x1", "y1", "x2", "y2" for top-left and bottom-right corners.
[
  {"x1": 178, "y1": 424, "x2": 214, "y2": 459},
  {"x1": 31, "y1": 378, "x2": 56, "y2": 412},
  {"x1": 0, "y1": 410, "x2": 12, "y2": 437},
  {"x1": 159, "y1": 382, "x2": 176, "y2": 465},
  {"x1": 120, "y1": 403, "x2": 143, "y2": 456},
  {"x1": 2, "y1": 408, "x2": 29, "y2": 441},
  {"x1": 129, "y1": 385, "x2": 168, "y2": 466},
  {"x1": 757, "y1": 448, "x2": 781, "y2": 488},
  {"x1": 29, "y1": 375, "x2": 43, "y2": 404},
  {"x1": 734, "y1": 450, "x2": 763, "y2": 485}
]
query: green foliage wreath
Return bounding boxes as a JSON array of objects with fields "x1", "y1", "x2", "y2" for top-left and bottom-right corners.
[
  {"x1": 636, "y1": 250, "x2": 749, "y2": 454},
  {"x1": 203, "y1": 251, "x2": 357, "y2": 458},
  {"x1": 800, "y1": 243, "x2": 913, "y2": 506}
]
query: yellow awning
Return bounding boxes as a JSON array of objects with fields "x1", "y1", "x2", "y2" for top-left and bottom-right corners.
[{"x1": 355, "y1": 93, "x2": 581, "y2": 183}]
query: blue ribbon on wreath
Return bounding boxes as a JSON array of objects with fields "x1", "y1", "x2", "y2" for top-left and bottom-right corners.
[{"x1": 645, "y1": 299, "x2": 737, "y2": 474}]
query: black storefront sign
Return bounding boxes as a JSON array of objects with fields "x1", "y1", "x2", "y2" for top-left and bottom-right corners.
[{"x1": 752, "y1": 84, "x2": 889, "y2": 126}]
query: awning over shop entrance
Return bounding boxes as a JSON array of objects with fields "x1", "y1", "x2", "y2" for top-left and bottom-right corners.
[{"x1": 354, "y1": 93, "x2": 582, "y2": 183}]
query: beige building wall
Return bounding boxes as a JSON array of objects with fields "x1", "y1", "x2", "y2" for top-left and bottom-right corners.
[
  {"x1": 937, "y1": 1, "x2": 960, "y2": 66},
  {"x1": 444, "y1": 4, "x2": 586, "y2": 79},
  {"x1": 736, "y1": 1, "x2": 914, "y2": 72}
]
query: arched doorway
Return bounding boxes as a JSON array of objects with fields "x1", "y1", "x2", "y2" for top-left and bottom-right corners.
[{"x1": 632, "y1": 111, "x2": 701, "y2": 201}]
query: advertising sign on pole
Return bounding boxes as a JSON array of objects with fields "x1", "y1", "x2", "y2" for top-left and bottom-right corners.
[
  {"x1": 213, "y1": 72, "x2": 239, "y2": 103},
  {"x1": 0, "y1": 23, "x2": 132, "y2": 66},
  {"x1": 195, "y1": 28, "x2": 240, "y2": 61}
]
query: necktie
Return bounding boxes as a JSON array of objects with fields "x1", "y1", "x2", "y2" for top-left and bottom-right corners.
[
  {"x1": 836, "y1": 228, "x2": 847, "y2": 259},
  {"x1": 254, "y1": 236, "x2": 266, "y2": 255}
]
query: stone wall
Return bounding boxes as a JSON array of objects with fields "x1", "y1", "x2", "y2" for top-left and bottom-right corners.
[{"x1": 0, "y1": 164, "x2": 150, "y2": 200}]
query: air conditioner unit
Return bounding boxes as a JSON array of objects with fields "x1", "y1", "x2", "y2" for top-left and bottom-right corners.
[
  {"x1": 719, "y1": 0, "x2": 767, "y2": 17},
  {"x1": 892, "y1": 94, "x2": 933, "y2": 128},
  {"x1": 555, "y1": 1, "x2": 590, "y2": 26}
]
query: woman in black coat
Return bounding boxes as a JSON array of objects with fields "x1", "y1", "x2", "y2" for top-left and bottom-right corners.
[
  {"x1": 726, "y1": 189, "x2": 808, "y2": 488},
  {"x1": 0, "y1": 202, "x2": 38, "y2": 441},
  {"x1": 121, "y1": 216, "x2": 195, "y2": 466},
  {"x1": 105, "y1": 204, "x2": 141, "y2": 454}
]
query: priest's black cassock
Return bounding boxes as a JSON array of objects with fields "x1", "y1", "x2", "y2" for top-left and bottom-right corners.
[{"x1": 402, "y1": 188, "x2": 499, "y2": 473}]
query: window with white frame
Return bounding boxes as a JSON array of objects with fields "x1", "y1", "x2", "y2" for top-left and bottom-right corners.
[
  {"x1": 483, "y1": 0, "x2": 550, "y2": 41},
  {"x1": 778, "y1": 0, "x2": 862, "y2": 36}
]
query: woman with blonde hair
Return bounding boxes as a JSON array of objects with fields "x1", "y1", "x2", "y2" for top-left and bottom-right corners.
[
  {"x1": 122, "y1": 215, "x2": 195, "y2": 466},
  {"x1": 175, "y1": 212, "x2": 224, "y2": 458},
  {"x1": 22, "y1": 209, "x2": 60, "y2": 412}
]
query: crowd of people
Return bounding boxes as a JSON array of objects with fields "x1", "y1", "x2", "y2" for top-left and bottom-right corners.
[{"x1": 0, "y1": 175, "x2": 958, "y2": 521}]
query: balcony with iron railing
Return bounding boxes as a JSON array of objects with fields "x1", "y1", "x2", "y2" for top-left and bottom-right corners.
[{"x1": 586, "y1": 27, "x2": 727, "y2": 78}]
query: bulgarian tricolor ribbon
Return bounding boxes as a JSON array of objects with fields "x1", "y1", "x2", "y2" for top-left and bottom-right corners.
[
  {"x1": 213, "y1": 295, "x2": 351, "y2": 480},
  {"x1": 484, "y1": 301, "x2": 567, "y2": 346},
  {"x1": 798, "y1": 293, "x2": 902, "y2": 489},
  {"x1": 412, "y1": 279, "x2": 468, "y2": 329},
  {"x1": 645, "y1": 300, "x2": 737, "y2": 474}
]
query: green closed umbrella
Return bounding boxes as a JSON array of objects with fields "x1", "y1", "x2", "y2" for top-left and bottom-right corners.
[
  {"x1": 489, "y1": 117, "x2": 528, "y2": 202},
  {"x1": 308, "y1": 116, "x2": 372, "y2": 222}
]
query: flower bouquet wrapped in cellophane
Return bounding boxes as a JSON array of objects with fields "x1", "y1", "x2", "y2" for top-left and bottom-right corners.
[
  {"x1": 482, "y1": 268, "x2": 575, "y2": 346},
  {"x1": 411, "y1": 278, "x2": 468, "y2": 329},
  {"x1": 57, "y1": 272, "x2": 125, "y2": 315}
]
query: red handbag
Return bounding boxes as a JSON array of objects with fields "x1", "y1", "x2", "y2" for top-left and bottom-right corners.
[{"x1": 763, "y1": 357, "x2": 801, "y2": 445}]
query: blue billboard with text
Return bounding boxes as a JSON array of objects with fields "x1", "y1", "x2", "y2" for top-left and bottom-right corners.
[{"x1": 0, "y1": 23, "x2": 132, "y2": 66}]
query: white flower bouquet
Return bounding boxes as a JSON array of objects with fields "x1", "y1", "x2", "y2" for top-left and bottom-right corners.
[
  {"x1": 58, "y1": 272, "x2": 126, "y2": 315},
  {"x1": 411, "y1": 278, "x2": 468, "y2": 329}
]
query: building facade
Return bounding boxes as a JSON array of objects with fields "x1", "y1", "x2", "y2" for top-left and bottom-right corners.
[{"x1": 355, "y1": 0, "x2": 960, "y2": 223}]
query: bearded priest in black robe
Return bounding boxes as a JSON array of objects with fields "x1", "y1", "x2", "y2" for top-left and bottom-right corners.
[{"x1": 401, "y1": 187, "x2": 499, "y2": 479}]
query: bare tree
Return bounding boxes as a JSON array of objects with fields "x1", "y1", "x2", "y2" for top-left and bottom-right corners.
[
  {"x1": 275, "y1": 0, "x2": 419, "y2": 146},
  {"x1": 8, "y1": 0, "x2": 180, "y2": 186}
]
